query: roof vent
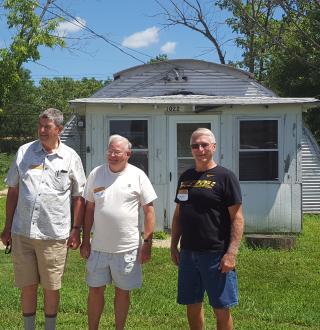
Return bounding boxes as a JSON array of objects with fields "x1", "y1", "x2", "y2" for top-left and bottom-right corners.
[{"x1": 163, "y1": 68, "x2": 187, "y2": 82}]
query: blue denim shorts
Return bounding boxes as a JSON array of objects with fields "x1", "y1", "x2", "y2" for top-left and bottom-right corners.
[{"x1": 177, "y1": 249, "x2": 238, "y2": 309}]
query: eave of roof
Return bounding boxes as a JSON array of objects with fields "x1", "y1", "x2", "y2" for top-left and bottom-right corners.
[{"x1": 70, "y1": 95, "x2": 320, "y2": 107}]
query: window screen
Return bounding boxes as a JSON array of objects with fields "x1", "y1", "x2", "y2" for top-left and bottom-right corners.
[
  {"x1": 109, "y1": 120, "x2": 149, "y2": 174},
  {"x1": 239, "y1": 120, "x2": 278, "y2": 181}
]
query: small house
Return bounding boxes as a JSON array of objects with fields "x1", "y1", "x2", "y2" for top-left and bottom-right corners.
[{"x1": 68, "y1": 59, "x2": 320, "y2": 232}]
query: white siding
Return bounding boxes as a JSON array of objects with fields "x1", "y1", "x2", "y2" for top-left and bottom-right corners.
[{"x1": 242, "y1": 183, "x2": 301, "y2": 233}]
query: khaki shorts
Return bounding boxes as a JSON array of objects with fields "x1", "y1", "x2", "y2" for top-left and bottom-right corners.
[{"x1": 12, "y1": 234, "x2": 68, "y2": 290}]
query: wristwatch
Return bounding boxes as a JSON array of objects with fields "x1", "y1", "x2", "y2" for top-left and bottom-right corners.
[{"x1": 143, "y1": 238, "x2": 152, "y2": 243}]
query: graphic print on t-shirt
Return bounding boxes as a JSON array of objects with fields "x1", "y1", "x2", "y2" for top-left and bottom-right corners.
[{"x1": 179, "y1": 179, "x2": 216, "y2": 190}]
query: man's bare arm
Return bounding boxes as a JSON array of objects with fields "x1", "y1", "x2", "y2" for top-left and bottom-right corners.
[
  {"x1": 0, "y1": 186, "x2": 19, "y2": 245},
  {"x1": 220, "y1": 204, "x2": 244, "y2": 273}
]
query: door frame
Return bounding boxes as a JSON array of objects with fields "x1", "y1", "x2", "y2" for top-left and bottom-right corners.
[{"x1": 167, "y1": 115, "x2": 220, "y2": 227}]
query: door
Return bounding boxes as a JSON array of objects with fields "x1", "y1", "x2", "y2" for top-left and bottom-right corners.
[{"x1": 167, "y1": 115, "x2": 220, "y2": 227}]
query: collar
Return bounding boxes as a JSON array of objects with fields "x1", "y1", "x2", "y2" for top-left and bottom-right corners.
[{"x1": 36, "y1": 139, "x2": 66, "y2": 158}]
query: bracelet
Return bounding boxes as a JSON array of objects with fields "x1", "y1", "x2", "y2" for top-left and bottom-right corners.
[
  {"x1": 143, "y1": 238, "x2": 152, "y2": 243},
  {"x1": 72, "y1": 226, "x2": 81, "y2": 230}
]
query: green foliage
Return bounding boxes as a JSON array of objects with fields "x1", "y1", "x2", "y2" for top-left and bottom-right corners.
[
  {"x1": 0, "y1": 68, "x2": 39, "y2": 141},
  {"x1": 0, "y1": 0, "x2": 65, "y2": 108},
  {"x1": 148, "y1": 54, "x2": 168, "y2": 64},
  {"x1": 264, "y1": 2, "x2": 320, "y2": 143},
  {"x1": 216, "y1": 0, "x2": 283, "y2": 80},
  {"x1": 266, "y1": 3, "x2": 320, "y2": 97},
  {"x1": 0, "y1": 153, "x2": 14, "y2": 190},
  {"x1": 37, "y1": 77, "x2": 108, "y2": 117},
  {"x1": 0, "y1": 76, "x2": 108, "y2": 149},
  {"x1": 153, "y1": 231, "x2": 169, "y2": 240}
]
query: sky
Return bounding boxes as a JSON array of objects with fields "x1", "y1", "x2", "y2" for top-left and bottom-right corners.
[{"x1": 0, "y1": 0, "x2": 240, "y2": 84}]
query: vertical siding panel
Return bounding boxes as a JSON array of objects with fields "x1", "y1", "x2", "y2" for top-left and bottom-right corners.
[
  {"x1": 85, "y1": 113, "x2": 92, "y2": 174},
  {"x1": 219, "y1": 112, "x2": 234, "y2": 170},
  {"x1": 91, "y1": 113, "x2": 105, "y2": 170},
  {"x1": 152, "y1": 115, "x2": 167, "y2": 230},
  {"x1": 291, "y1": 183, "x2": 302, "y2": 232}
]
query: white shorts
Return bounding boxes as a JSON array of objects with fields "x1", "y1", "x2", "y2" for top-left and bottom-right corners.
[{"x1": 86, "y1": 249, "x2": 142, "y2": 290}]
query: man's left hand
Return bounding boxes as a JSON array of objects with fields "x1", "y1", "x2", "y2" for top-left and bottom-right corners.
[
  {"x1": 67, "y1": 229, "x2": 81, "y2": 250},
  {"x1": 139, "y1": 242, "x2": 152, "y2": 264},
  {"x1": 219, "y1": 252, "x2": 236, "y2": 273}
]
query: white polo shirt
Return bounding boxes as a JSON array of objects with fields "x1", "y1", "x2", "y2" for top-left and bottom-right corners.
[
  {"x1": 84, "y1": 163, "x2": 157, "y2": 253},
  {"x1": 6, "y1": 140, "x2": 86, "y2": 240}
]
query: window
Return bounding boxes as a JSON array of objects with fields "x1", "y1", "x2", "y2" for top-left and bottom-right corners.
[
  {"x1": 239, "y1": 119, "x2": 278, "y2": 181},
  {"x1": 109, "y1": 119, "x2": 149, "y2": 174},
  {"x1": 176, "y1": 123, "x2": 211, "y2": 178}
]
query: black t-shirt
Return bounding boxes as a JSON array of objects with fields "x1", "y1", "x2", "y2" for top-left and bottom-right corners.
[{"x1": 175, "y1": 165, "x2": 242, "y2": 252}]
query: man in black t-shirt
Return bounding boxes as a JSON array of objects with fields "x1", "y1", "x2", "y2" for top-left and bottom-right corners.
[{"x1": 171, "y1": 128, "x2": 244, "y2": 330}]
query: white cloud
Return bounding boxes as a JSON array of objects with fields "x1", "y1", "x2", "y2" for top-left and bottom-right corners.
[
  {"x1": 122, "y1": 26, "x2": 159, "y2": 48},
  {"x1": 56, "y1": 17, "x2": 86, "y2": 37},
  {"x1": 161, "y1": 41, "x2": 176, "y2": 54}
]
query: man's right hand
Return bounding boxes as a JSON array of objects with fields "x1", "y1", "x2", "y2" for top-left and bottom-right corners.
[
  {"x1": 80, "y1": 241, "x2": 91, "y2": 259},
  {"x1": 170, "y1": 246, "x2": 180, "y2": 266},
  {"x1": 0, "y1": 228, "x2": 11, "y2": 246}
]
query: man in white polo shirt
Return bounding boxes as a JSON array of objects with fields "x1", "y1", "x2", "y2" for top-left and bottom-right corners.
[{"x1": 80, "y1": 134, "x2": 157, "y2": 330}]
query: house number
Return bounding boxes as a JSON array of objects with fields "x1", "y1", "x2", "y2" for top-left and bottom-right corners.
[{"x1": 166, "y1": 105, "x2": 180, "y2": 112}]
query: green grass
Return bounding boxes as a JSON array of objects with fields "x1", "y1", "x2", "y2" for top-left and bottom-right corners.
[
  {"x1": 153, "y1": 231, "x2": 169, "y2": 240},
  {"x1": 0, "y1": 152, "x2": 15, "y2": 190},
  {"x1": 0, "y1": 205, "x2": 320, "y2": 329}
]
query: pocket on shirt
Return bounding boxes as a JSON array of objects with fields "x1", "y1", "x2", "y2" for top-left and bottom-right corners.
[{"x1": 52, "y1": 172, "x2": 69, "y2": 191}]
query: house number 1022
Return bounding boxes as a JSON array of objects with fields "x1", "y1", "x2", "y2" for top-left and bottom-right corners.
[{"x1": 166, "y1": 105, "x2": 180, "y2": 112}]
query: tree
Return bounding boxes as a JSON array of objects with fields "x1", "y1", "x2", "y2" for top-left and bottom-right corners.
[
  {"x1": 0, "y1": 68, "x2": 39, "y2": 140},
  {"x1": 216, "y1": 0, "x2": 285, "y2": 81},
  {"x1": 148, "y1": 54, "x2": 169, "y2": 64},
  {"x1": 36, "y1": 77, "x2": 109, "y2": 118},
  {"x1": 0, "y1": 0, "x2": 64, "y2": 108},
  {"x1": 155, "y1": 0, "x2": 227, "y2": 64},
  {"x1": 265, "y1": 1, "x2": 320, "y2": 142}
]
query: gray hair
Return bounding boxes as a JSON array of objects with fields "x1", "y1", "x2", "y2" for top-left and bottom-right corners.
[
  {"x1": 108, "y1": 134, "x2": 132, "y2": 151},
  {"x1": 190, "y1": 128, "x2": 216, "y2": 144},
  {"x1": 39, "y1": 108, "x2": 64, "y2": 126}
]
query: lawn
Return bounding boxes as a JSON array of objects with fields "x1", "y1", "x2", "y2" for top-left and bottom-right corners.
[
  {"x1": 0, "y1": 197, "x2": 320, "y2": 329},
  {"x1": 0, "y1": 152, "x2": 15, "y2": 190}
]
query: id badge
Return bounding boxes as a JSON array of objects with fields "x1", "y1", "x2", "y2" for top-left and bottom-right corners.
[
  {"x1": 94, "y1": 186, "x2": 105, "y2": 198},
  {"x1": 177, "y1": 189, "x2": 188, "y2": 201}
]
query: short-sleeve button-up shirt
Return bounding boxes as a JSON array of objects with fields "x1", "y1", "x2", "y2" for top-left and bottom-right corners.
[{"x1": 6, "y1": 140, "x2": 86, "y2": 240}]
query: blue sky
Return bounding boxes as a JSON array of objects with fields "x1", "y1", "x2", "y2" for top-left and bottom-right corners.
[{"x1": 1, "y1": 0, "x2": 240, "y2": 83}]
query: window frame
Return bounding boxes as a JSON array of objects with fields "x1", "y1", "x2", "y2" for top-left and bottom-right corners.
[
  {"x1": 237, "y1": 117, "x2": 281, "y2": 182},
  {"x1": 107, "y1": 117, "x2": 151, "y2": 176}
]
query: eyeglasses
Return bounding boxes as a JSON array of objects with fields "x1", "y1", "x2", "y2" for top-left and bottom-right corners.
[
  {"x1": 190, "y1": 143, "x2": 212, "y2": 150},
  {"x1": 107, "y1": 150, "x2": 124, "y2": 156}
]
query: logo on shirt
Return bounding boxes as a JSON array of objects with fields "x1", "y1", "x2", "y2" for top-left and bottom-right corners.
[{"x1": 180, "y1": 180, "x2": 216, "y2": 189}]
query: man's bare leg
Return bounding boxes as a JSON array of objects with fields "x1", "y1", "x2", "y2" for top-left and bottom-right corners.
[
  {"x1": 114, "y1": 287, "x2": 130, "y2": 330},
  {"x1": 88, "y1": 286, "x2": 105, "y2": 330}
]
